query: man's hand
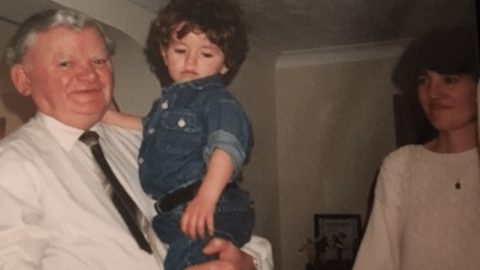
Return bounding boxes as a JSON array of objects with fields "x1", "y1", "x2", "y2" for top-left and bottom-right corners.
[{"x1": 185, "y1": 238, "x2": 255, "y2": 270}]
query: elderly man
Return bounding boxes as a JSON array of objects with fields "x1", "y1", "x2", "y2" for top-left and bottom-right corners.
[{"x1": 0, "y1": 9, "x2": 272, "y2": 270}]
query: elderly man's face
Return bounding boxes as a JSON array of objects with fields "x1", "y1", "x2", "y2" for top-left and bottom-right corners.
[{"x1": 11, "y1": 26, "x2": 113, "y2": 129}]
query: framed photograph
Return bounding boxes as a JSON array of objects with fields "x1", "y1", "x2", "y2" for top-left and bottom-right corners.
[{"x1": 314, "y1": 214, "x2": 362, "y2": 269}]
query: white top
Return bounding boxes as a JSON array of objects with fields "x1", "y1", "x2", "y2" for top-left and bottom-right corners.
[
  {"x1": 0, "y1": 113, "x2": 273, "y2": 270},
  {"x1": 353, "y1": 145, "x2": 480, "y2": 270}
]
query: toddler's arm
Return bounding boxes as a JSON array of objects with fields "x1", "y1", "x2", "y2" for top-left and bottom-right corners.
[
  {"x1": 102, "y1": 109, "x2": 142, "y2": 131},
  {"x1": 181, "y1": 148, "x2": 233, "y2": 240}
]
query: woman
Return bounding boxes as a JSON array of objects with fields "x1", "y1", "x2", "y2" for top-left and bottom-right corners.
[{"x1": 352, "y1": 25, "x2": 480, "y2": 270}]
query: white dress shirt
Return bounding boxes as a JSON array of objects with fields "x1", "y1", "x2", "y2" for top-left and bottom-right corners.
[{"x1": 0, "y1": 113, "x2": 273, "y2": 270}]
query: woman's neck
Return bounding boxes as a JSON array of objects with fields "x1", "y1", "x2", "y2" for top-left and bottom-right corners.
[{"x1": 426, "y1": 125, "x2": 478, "y2": 153}]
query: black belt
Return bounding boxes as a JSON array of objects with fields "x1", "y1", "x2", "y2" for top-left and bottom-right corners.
[{"x1": 154, "y1": 181, "x2": 237, "y2": 213}]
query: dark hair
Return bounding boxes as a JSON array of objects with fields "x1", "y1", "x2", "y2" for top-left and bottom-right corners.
[
  {"x1": 144, "y1": 0, "x2": 249, "y2": 86},
  {"x1": 392, "y1": 25, "x2": 479, "y2": 97},
  {"x1": 391, "y1": 25, "x2": 479, "y2": 144},
  {"x1": 5, "y1": 9, "x2": 115, "y2": 68}
]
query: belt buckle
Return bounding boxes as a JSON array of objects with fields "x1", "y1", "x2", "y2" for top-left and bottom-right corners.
[
  {"x1": 154, "y1": 201, "x2": 164, "y2": 214},
  {"x1": 154, "y1": 192, "x2": 178, "y2": 213}
]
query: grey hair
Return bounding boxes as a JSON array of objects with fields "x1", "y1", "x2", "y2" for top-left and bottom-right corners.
[{"x1": 5, "y1": 9, "x2": 116, "y2": 67}]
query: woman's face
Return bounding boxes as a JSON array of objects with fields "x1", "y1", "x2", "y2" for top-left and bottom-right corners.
[{"x1": 418, "y1": 70, "x2": 477, "y2": 133}]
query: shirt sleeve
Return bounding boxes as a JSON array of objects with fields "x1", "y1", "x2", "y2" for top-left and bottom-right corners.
[
  {"x1": 241, "y1": 235, "x2": 274, "y2": 270},
  {"x1": 0, "y1": 149, "x2": 50, "y2": 269},
  {"x1": 203, "y1": 98, "x2": 253, "y2": 179},
  {"x1": 352, "y1": 153, "x2": 403, "y2": 270}
]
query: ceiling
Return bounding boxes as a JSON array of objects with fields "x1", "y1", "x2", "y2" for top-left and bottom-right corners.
[
  {"x1": 1, "y1": 0, "x2": 478, "y2": 53},
  {"x1": 129, "y1": 0, "x2": 478, "y2": 52}
]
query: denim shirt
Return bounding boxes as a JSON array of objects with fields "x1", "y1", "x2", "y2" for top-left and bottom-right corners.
[{"x1": 138, "y1": 75, "x2": 254, "y2": 200}]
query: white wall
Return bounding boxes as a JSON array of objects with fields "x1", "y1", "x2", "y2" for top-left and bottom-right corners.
[
  {"x1": 105, "y1": 27, "x2": 160, "y2": 115},
  {"x1": 0, "y1": 20, "x2": 34, "y2": 135},
  {"x1": 230, "y1": 42, "x2": 402, "y2": 269},
  {"x1": 274, "y1": 57, "x2": 398, "y2": 270},
  {"x1": 228, "y1": 55, "x2": 282, "y2": 267}
]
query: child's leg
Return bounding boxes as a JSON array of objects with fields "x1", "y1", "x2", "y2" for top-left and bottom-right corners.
[
  {"x1": 152, "y1": 205, "x2": 215, "y2": 270},
  {"x1": 213, "y1": 187, "x2": 255, "y2": 247},
  {"x1": 164, "y1": 234, "x2": 214, "y2": 270},
  {"x1": 153, "y1": 187, "x2": 255, "y2": 270}
]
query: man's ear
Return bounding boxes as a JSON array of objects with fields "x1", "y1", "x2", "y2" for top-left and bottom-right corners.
[{"x1": 10, "y1": 64, "x2": 32, "y2": 96}]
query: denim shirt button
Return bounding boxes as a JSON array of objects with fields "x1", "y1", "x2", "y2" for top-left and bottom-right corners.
[
  {"x1": 161, "y1": 101, "x2": 168, "y2": 110},
  {"x1": 178, "y1": 118, "x2": 186, "y2": 128},
  {"x1": 148, "y1": 127, "x2": 155, "y2": 134},
  {"x1": 138, "y1": 157, "x2": 144, "y2": 165}
]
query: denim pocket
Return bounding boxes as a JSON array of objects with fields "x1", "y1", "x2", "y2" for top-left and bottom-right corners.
[
  {"x1": 156, "y1": 110, "x2": 204, "y2": 154},
  {"x1": 162, "y1": 111, "x2": 202, "y2": 133}
]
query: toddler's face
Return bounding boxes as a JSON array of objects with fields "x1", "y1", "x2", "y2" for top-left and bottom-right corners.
[{"x1": 161, "y1": 26, "x2": 228, "y2": 83}]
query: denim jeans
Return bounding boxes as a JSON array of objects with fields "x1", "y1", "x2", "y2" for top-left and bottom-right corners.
[{"x1": 152, "y1": 186, "x2": 255, "y2": 270}]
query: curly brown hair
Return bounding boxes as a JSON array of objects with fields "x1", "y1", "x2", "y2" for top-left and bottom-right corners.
[{"x1": 145, "y1": 0, "x2": 249, "y2": 86}]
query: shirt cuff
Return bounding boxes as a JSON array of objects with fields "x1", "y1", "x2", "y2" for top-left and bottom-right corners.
[{"x1": 241, "y1": 235, "x2": 274, "y2": 270}]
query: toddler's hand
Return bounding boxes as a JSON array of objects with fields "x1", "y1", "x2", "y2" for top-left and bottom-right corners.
[{"x1": 181, "y1": 195, "x2": 216, "y2": 240}]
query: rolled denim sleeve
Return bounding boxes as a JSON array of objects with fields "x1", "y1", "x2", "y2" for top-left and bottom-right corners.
[
  {"x1": 205, "y1": 130, "x2": 246, "y2": 176},
  {"x1": 203, "y1": 99, "x2": 253, "y2": 179}
]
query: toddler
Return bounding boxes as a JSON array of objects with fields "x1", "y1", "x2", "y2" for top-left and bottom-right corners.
[{"x1": 103, "y1": 0, "x2": 255, "y2": 269}]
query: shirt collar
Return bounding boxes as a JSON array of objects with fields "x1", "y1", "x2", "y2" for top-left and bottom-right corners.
[
  {"x1": 164, "y1": 74, "x2": 223, "y2": 93},
  {"x1": 39, "y1": 112, "x2": 103, "y2": 152}
]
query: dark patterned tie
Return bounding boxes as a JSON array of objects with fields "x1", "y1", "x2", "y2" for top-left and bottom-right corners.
[{"x1": 79, "y1": 131, "x2": 152, "y2": 254}]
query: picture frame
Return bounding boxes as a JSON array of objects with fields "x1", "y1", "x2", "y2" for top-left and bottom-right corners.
[{"x1": 313, "y1": 214, "x2": 362, "y2": 270}]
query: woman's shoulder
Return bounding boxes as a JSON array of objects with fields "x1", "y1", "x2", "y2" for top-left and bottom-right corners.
[
  {"x1": 387, "y1": 144, "x2": 425, "y2": 157},
  {"x1": 382, "y1": 144, "x2": 427, "y2": 168},
  {"x1": 375, "y1": 145, "x2": 428, "y2": 195}
]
